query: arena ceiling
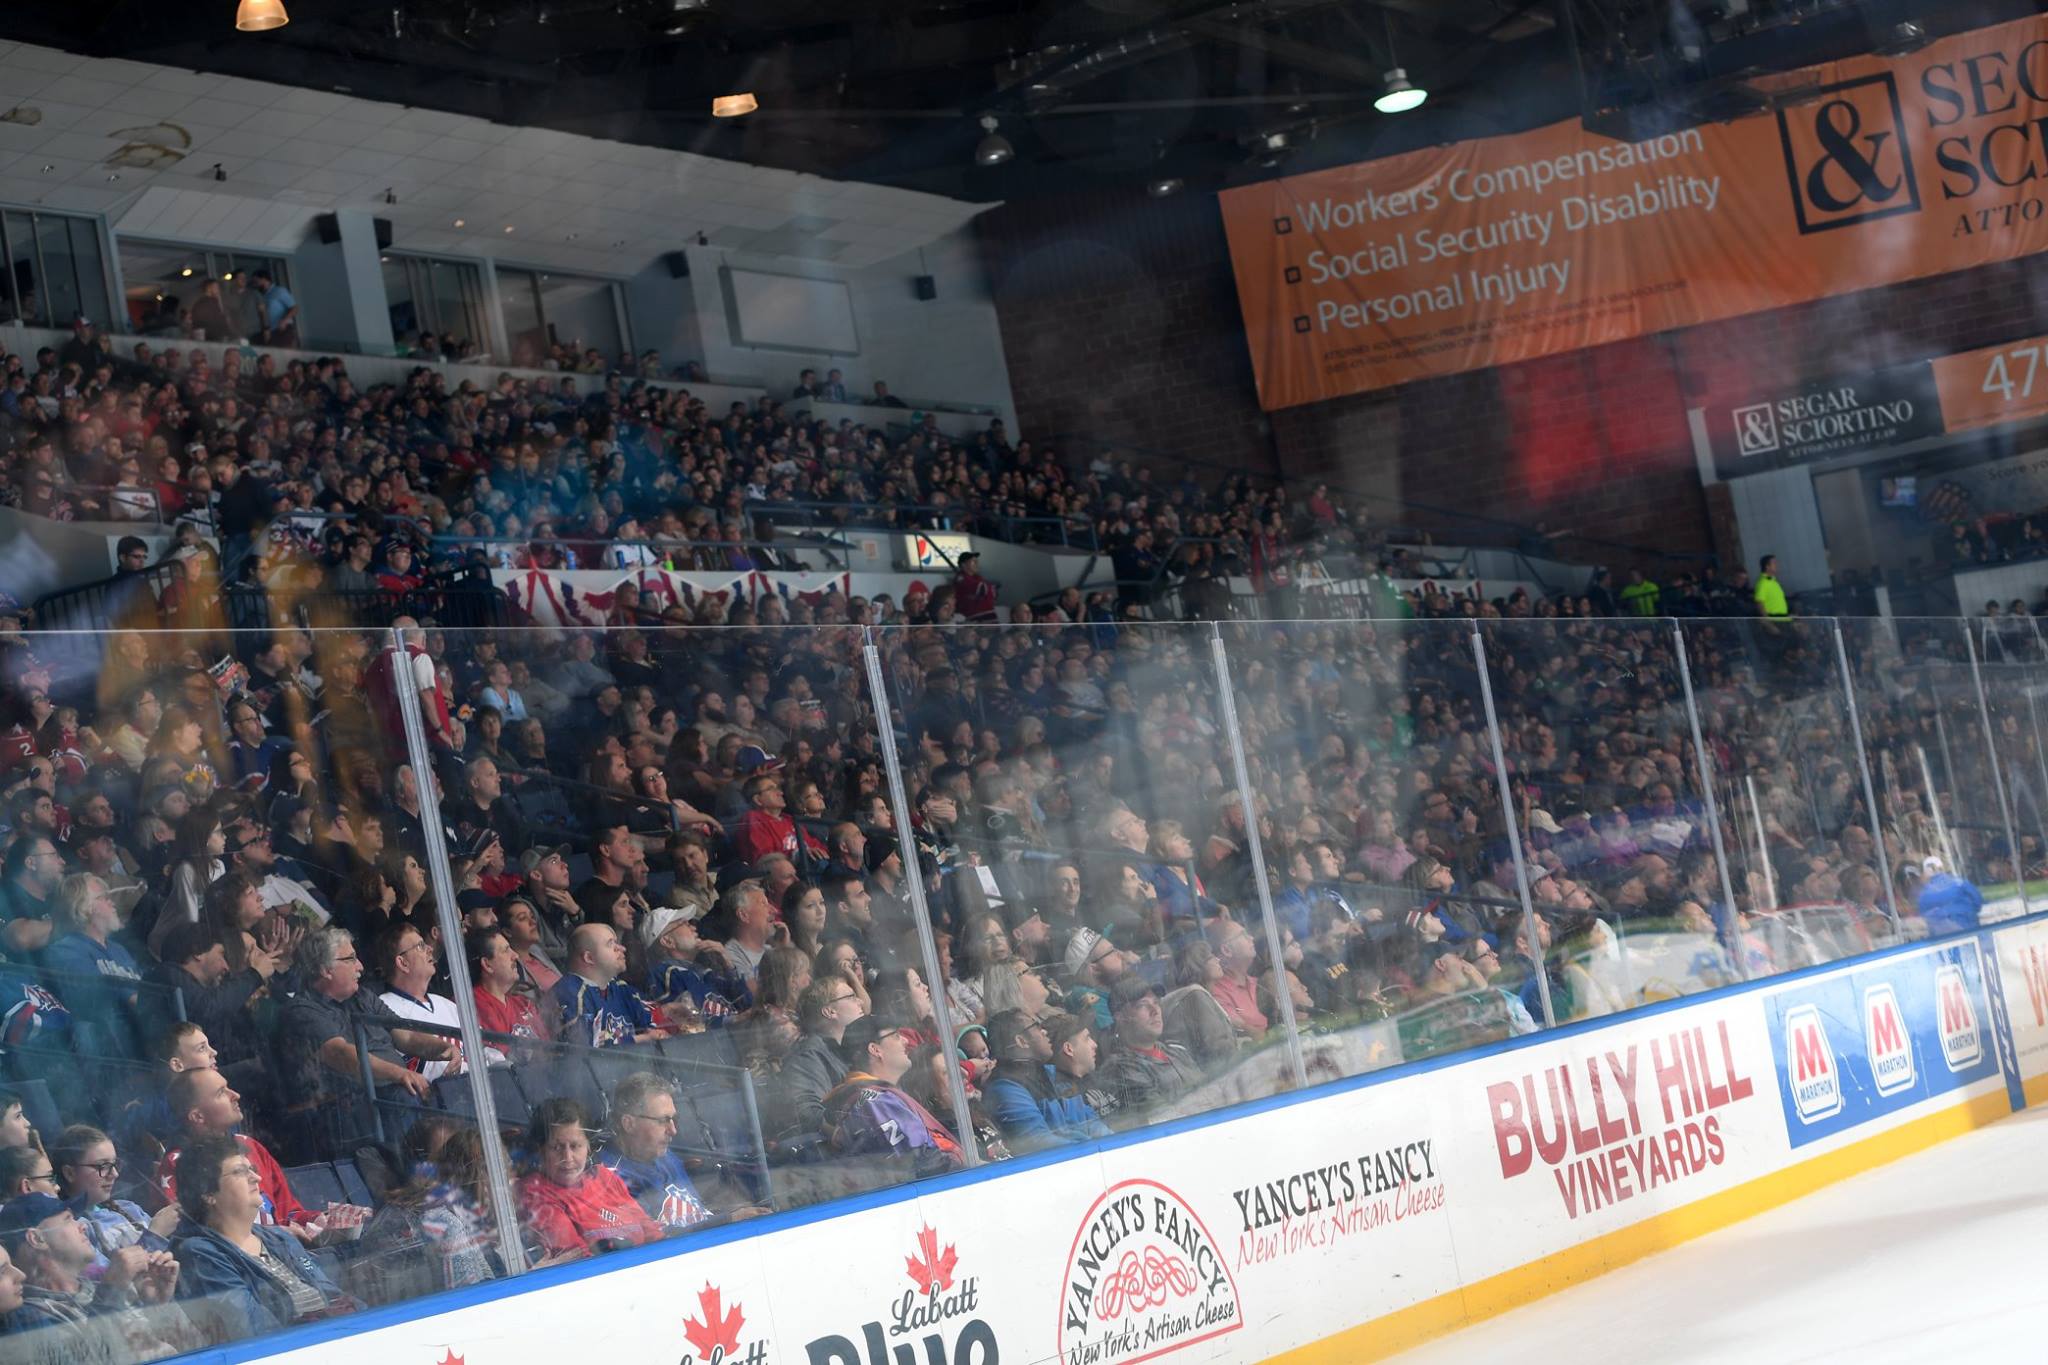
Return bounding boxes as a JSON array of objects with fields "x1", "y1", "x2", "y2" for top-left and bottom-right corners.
[{"x1": 0, "y1": 0, "x2": 2029, "y2": 202}]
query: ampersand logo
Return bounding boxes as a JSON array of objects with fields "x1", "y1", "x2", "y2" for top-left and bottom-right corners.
[
  {"x1": 1776, "y1": 73, "x2": 1921, "y2": 234},
  {"x1": 1731, "y1": 403, "x2": 1780, "y2": 457}
]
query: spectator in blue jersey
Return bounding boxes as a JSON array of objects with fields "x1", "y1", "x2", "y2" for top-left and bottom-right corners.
[
  {"x1": 983, "y1": 1008, "x2": 1110, "y2": 1153},
  {"x1": 595, "y1": 1072, "x2": 714, "y2": 1232},
  {"x1": 552, "y1": 924, "x2": 674, "y2": 1048},
  {"x1": 1914, "y1": 855, "x2": 1984, "y2": 937},
  {"x1": 39, "y1": 874, "x2": 143, "y2": 1050},
  {"x1": 640, "y1": 905, "x2": 748, "y2": 1028},
  {"x1": 822, "y1": 1017, "x2": 964, "y2": 1178}
]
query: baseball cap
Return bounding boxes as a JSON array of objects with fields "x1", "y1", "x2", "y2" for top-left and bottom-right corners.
[
  {"x1": 453, "y1": 827, "x2": 499, "y2": 861},
  {"x1": 1063, "y1": 927, "x2": 1105, "y2": 976},
  {"x1": 519, "y1": 843, "x2": 571, "y2": 875},
  {"x1": 1109, "y1": 976, "x2": 1160, "y2": 1011},
  {"x1": 1922, "y1": 855, "x2": 1946, "y2": 876},
  {"x1": 0, "y1": 1193, "x2": 70, "y2": 1250},
  {"x1": 1527, "y1": 809, "x2": 1563, "y2": 835},
  {"x1": 642, "y1": 903, "x2": 705, "y2": 948},
  {"x1": 735, "y1": 745, "x2": 781, "y2": 774}
]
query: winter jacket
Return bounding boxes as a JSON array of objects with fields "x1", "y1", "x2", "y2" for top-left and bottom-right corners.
[
  {"x1": 985, "y1": 1060, "x2": 1110, "y2": 1152},
  {"x1": 173, "y1": 1221, "x2": 343, "y2": 1341}
]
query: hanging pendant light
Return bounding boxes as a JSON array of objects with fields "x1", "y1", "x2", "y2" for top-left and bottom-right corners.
[{"x1": 235, "y1": 0, "x2": 290, "y2": 32}]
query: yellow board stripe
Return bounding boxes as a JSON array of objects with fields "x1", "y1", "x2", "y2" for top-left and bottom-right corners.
[
  {"x1": 1267, "y1": 1088, "x2": 2014, "y2": 1364},
  {"x1": 2023, "y1": 1073, "x2": 2048, "y2": 1108}
]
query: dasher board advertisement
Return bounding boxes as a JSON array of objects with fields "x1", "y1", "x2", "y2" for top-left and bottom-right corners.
[{"x1": 1220, "y1": 16, "x2": 2048, "y2": 408}]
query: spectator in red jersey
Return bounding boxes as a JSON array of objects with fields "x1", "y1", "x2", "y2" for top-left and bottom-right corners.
[
  {"x1": 733, "y1": 771, "x2": 825, "y2": 866},
  {"x1": 516, "y1": 1097, "x2": 662, "y2": 1259},
  {"x1": 951, "y1": 552, "x2": 998, "y2": 622},
  {"x1": 466, "y1": 927, "x2": 551, "y2": 1044}
]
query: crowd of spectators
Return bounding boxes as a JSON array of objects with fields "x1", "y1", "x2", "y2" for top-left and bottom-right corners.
[{"x1": 0, "y1": 320, "x2": 2031, "y2": 1360}]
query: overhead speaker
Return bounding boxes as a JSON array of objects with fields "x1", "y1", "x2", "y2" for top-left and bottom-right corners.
[
  {"x1": 914, "y1": 274, "x2": 938, "y2": 301},
  {"x1": 664, "y1": 250, "x2": 692, "y2": 279},
  {"x1": 374, "y1": 217, "x2": 393, "y2": 249},
  {"x1": 314, "y1": 213, "x2": 341, "y2": 245}
]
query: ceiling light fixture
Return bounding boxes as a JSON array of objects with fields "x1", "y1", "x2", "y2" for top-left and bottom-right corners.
[
  {"x1": 234, "y1": 0, "x2": 290, "y2": 32},
  {"x1": 503, "y1": 225, "x2": 515, "y2": 233},
  {"x1": 212, "y1": 163, "x2": 226, "y2": 181},
  {"x1": 222, "y1": 272, "x2": 234, "y2": 280},
  {"x1": 1375, "y1": 69, "x2": 1427, "y2": 114},
  {"x1": 1875, "y1": 20, "x2": 1929, "y2": 56},
  {"x1": 974, "y1": 114, "x2": 1013, "y2": 167},
  {"x1": 712, "y1": 92, "x2": 759, "y2": 118},
  {"x1": 383, "y1": 186, "x2": 396, "y2": 204},
  {"x1": 453, "y1": 218, "x2": 465, "y2": 227},
  {"x1": 180, "y1": 267, "x2": 194, "y2": 277},
  {"x1": 1146, "y1": 176, "x2": 1184, "y2": 198}
]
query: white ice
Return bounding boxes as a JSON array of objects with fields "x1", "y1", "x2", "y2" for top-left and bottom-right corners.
[{"x1": 1387, "y1": 1103, "x2": 2048, "y2": 1364}]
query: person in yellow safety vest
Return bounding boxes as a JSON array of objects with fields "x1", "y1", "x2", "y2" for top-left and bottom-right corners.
[
  {"x1": 1619, "y1": 568, "x2": 1660, "y2": 617},
  {"x1": 1754, "y1": 555, "x2": 1790, "y2": 618}
]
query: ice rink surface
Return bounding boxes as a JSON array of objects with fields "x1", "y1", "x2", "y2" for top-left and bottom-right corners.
[{"x1": 1387, "y1": 1103, "x2": 2048, "y2": 1364}]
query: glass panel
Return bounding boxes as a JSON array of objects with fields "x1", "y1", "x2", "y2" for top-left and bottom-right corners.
[
  {"x1": 1219, "y1": 616, "x2": 1545, "y2": 1085},
  {"x1": 1482, "y1": 617, "x2": 1739, "y2": 1019},
  {"x1": 428, "y1": 260, "x2": 484, "y2": 357},
  {"x1": 497, "y1": 265, "x2": 546, "y2": 369},
  {"x1": 36, "y1": 212, "x2": 84, "y2": 326},
  {"x1": 1966, "y1": 613, "x2": 2044, "y2": 918},
  {"x1": 2, "y1": 621, "x2": 517, "y2": 1347},
  {"x1": 1677, "y1": 616, "x2": 1898, "y2": 975},
  {"x1": 118, "y1": 238, "x2": 205, "y2": 335},
  {"x1": 1837, "y1": 617, "x2": 2014, "y2": 937},
  {"x1": 69, "y1": 217, "x2": 110, "y2": 332},
  {"x1": 418, "y1": 621, "x2": 974, "y2": 1214},
  {"x1": 872, "y1": 619, "x2": 1299, "y2": 1144},
  {"x1": 536, "y1": 272, "x2": 624, "y2": 370},
  {"x1": 383, "y1": 254, "x2": 421, "y2": 342},
  {"x1": 9, "y1": 210, "x2": 46, "y2": 324}
]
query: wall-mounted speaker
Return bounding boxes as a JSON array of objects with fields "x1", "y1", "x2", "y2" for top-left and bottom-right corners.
[
  {"x1": 374, "y1": 217, "x2": 393, "y2": 250},
  {"x1": 664, "y1": 251, "x2": 692, "y2": 279},
  {"x1": 913, "y1": 274, "x2": 938, "y2": 301},
  {"x1": 314, "y1": 213, "x2": 341, "y2": 245}
]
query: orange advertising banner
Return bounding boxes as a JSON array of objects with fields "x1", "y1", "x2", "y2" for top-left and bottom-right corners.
[
  {"x1": 1931, "y1": 331, "x2": 2048, "y2": 433},
  {"x1": 1221, "y1": 15, "x2": 2048, "y2": 409}
]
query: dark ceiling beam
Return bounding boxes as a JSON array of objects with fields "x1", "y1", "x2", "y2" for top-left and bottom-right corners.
[{"x1": 1184, "y1": 15, "x2": 1389, "y2": 87}]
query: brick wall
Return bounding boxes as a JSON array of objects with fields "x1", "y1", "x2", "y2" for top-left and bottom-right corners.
[{"x1": 980, "y1": 192, "x2": 2048, "y2": 565}]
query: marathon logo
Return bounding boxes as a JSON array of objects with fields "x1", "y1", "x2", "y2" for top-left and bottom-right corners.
[
  {"x1": 1935, "y1": 964, "x2": 1983, "y2": 1071},
  {"x1": 1785, "y1": 1004, "x2": 1844, "y2": 1123},
  {"x1": 1863, "y1": 984, "x2": 1916, "y2": 1098},
  {"x1": 1486, "y1": 1020, "x2": 1755, "y2": 1220},
  {"x1": 2019, "y1": 943, "x2": 2048, "y2": 1029}
]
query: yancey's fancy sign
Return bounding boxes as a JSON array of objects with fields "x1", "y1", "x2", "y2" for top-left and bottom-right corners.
[{"x1": 1221, "y1": 15, "x2": 2048, "y2": 407}]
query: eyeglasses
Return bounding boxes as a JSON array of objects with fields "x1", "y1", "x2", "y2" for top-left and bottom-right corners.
[
  {"x1": 628, "y1": 1111, "x2": 680, "y2": 1128},
  {"x1": 26, "y1": 1168, "x2": 56, "y2": 1184},
  {"x1": 827, "y1": 993, "x2": 859, "y2": 1007},
  {"x1": 74, "y1": 1159, "x2": 119, "y2": 1177}
]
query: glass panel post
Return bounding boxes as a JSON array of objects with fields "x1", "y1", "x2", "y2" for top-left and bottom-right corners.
[
  {"x1": 1469, "y1": 622, "x2": 1555, "y2": 1028},
  {"x1": 388, "y1": 625, "x2": 530, "y2": 1275},
  {"x1": 1832, "y1": 617, "x2": 1902, "y2": 936},
  {"x1": 861, "y1": 632, "x2": 981, "y2": 1165},
  {"x1": 1671, "y1": 622, "x2": 1748, "y2": 979},
  {"x1": 1963, "y1": 624, "x2": 2031, "y2": 916},
  {"x1": 1209, "y1": 625, "x2": 1309, "y2": 1088}
]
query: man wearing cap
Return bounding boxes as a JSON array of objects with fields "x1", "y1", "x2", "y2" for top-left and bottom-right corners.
[
  {"x1": 952, "y1": 551, "x2": 998, "y2": 623},
  {"x1": 552, "y1": 923, "x2": 672, "y2": 1048},
  {"x1": 984, "y1": 1009, "x2": 1110, "y2": 1152},
  {"x1": 641, "y1": 904, "x2": 745, "y2": 1027},
  {"x1": 1095, "y1": 978, "x2": 1203, "y2": 1118},
  {"x1": 1061, "y1": 926, "x2": 1134, "y2": 1032},
  {"x1": 820, "y1": 1017, "x2": 965, "y2": 1174},
  {"x1": 56, "y1": 316, "x2": 98, "y2": 372},
  {"x1": 0, "y1": 1190, "x2": 193, "y2": 1363},
  {"x1": 518, "y1": 843, "x2": 579, "y2": 962},
  {"x1": 247, "y1": 270, "x2": 298, "y2": 347}
]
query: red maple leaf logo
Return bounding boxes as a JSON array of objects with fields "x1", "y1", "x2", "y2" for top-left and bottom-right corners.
[
  {"x1": 683, "y1": 1282, "x2": 745, "y2": 1360},
  {"x1": 905, "y1": 1224, "x2": 958, "y2": 1296},
  {"x1": 436, "y1": 1353, "x2": 464, "y2": 1365}
]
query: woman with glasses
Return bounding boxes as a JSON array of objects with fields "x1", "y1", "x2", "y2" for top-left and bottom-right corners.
[
  {"x1": 172, "y1": 1133, "x2": 352, "y2": 1341},
  {"x1": 51, "y1": 1124, "x2": 171, "y2": 1271},
  {"x1": 516, "y1": 1098, "x2": 662, "y2": 1260}
]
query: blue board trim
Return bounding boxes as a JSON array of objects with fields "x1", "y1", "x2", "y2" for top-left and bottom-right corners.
[{"x1": 163, "y1": 909, "x2": 2048, "y2": 1365}]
